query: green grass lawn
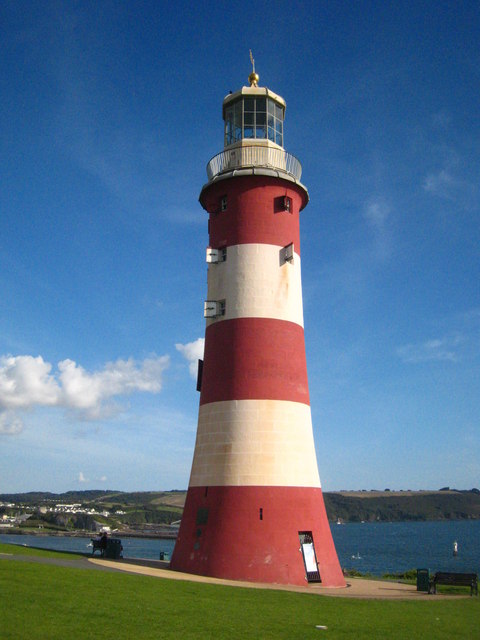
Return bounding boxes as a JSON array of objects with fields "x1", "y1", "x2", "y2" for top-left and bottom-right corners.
[
  {"x1": 0, "y1": 541, "x2": 83, "y2": 559},
  {"x1": 1, "y1": 543, "x2": 478, "y2": 639}
]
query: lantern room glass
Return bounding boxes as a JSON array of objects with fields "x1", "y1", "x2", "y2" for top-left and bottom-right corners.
[{"x1": 224, "y1": 97, "x2": 284, "y2": 147}]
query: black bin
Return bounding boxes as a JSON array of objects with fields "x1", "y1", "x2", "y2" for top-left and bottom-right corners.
[
  {"x1": 417, "y1": 568, "x2": 429, "y2": 592},
  {"x1": 105, "y1": 538, "x2": 123, "y2": 559}
]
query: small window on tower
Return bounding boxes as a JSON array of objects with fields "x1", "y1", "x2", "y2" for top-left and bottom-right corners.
[
  {"x1": 206, "y1": 247, "x2": 219, "y2": 263},
  {"x1": 274, "y1": 195, "x2": 293, "y2": 214},
  {"x1": 204, "y1": 300, "x2": 226, "y2": 318},
  {"x1": 196, "y1": 508, "x2": 209, "y2": 526},
  {"x1": 206, "y1": 247, "x2": 227, "y2": 263},
  {"x1": 280, "y1": 242, "x2": 294, "y2": 265},
  {"x1": 221, "y1": 195, "x2": 228, "y2": 211},
  {"x1": 204, "y1": 301, "x2": 217, "y2": 318}
]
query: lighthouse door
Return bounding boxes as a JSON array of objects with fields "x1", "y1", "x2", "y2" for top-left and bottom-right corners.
[{"x1": 299, "y1": 531, "x2": 322, "y2": 583}]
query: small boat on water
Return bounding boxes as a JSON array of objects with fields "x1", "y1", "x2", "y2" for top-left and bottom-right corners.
[{"x1": 351, "y1": 552, "x2": 362, "y2": 560}]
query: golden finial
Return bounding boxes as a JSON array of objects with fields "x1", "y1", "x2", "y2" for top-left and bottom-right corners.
[{"x1": 248, "y1": 49, "x2": 259, "y2": 87}]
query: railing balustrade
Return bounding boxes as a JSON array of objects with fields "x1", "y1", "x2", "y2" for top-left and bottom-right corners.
[{"x1": 206, "y1": 146, "x2": 302, "y2": 182}]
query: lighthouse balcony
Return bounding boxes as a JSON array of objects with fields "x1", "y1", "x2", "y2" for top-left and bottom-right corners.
[{"x1": 206, "y1": 145, "x2": 302, "y2": 183}]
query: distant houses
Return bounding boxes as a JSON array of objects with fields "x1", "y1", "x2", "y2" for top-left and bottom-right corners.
[{"x1": 0, "y1": 500, "x2": 125, "y2": 530}]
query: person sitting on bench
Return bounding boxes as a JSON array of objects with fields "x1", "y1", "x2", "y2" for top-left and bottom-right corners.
[{"x1": 100, "y1": 532, "x2": 108, "y2": 555}]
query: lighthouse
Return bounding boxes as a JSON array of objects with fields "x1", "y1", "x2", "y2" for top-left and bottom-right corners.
[{"x1": 170, "y1": 62, "x2": 345, "y2": 588}]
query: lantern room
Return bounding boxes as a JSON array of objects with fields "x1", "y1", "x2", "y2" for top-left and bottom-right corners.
[
  {"x1": 202, "y1": 61, "x2": 305, "y2": 195},
  {"x1": 223, "y1": 87, "x2": 286, "y2": 148}
]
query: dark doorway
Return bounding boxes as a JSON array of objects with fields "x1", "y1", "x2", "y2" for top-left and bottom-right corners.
[{"x1": 299, "y1": 531, "x2": 321, "y2": 583}]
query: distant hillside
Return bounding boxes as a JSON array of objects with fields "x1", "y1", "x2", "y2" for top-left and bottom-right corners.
[
  {"x1": 0, "y1": 490, "x2": 119, "y2": 504},
  {"x1": 1, "y1": 489, "x2": 479, "y2": 524},
  {"x1": 323, "y1": 489, "x2": 480, "y2": 522},
  {"x1": 0, "y1": 490, "x2": 186, "y2": 534},
  {"x1": 0, "y1": 490, "x2": 186, "y2": 507}
]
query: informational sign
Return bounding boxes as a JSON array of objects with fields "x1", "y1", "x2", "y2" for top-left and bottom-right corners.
[{"x1": 302, "y1": 541, "x2": 317, "y2": 573}]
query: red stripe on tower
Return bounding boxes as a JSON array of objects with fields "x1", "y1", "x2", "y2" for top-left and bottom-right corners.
[
  {"x1": 200, "y1": 318, "x2": 309, "y2": 405},
  {"x1": 170, "y1": 65, "x2": 345, "y2": 588}
]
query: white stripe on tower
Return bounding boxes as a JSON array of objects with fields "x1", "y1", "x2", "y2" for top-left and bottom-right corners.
[
  {"x1": 206, "y1": 243, "x2": 304, "y2": 326},
  {"x1": 189, "y1": 399, "x2": 321, "y2": 488}
]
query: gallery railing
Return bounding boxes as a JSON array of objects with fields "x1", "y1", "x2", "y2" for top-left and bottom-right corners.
[{"x1": 206, "y1": 146, "x2": 302, "y2": 182}]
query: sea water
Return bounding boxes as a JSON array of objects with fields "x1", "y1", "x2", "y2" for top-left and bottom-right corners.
[
  {"x1": 0, "y1": 532, "x2": 176, "y2": 561},
  {"x1": 2, "y1": 520, "x2": 479, "y2": 576},
  {"x1": 332, "y1": 520, "x2": 479, "y2": 575}
]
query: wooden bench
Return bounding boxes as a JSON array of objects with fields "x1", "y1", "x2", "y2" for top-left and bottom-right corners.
[
  {"x1": 428, "y1": 572, "x2": 478, "y2": 596},
  {"x1": 91, "y1": 538, "x2": 106, "y2": 556}
]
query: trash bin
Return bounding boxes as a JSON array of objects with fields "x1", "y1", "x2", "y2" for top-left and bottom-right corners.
[
  {"x1": 159, "y1": 551, "x2": 169, "y2": 561},
  {"x1": 417, "y1": 568, "x2": 429, "y2": 592},
  {"x1": 105, "y1": 538, "x2": 123, "y2": 559}
]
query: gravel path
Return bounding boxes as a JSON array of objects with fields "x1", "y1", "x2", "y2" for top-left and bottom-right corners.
[{"x1": 88, "y1": 558, "x2": 464, "y2": 600}]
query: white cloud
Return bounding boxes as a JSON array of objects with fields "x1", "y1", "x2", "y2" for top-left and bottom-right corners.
[
  {"x1": 0, "y1": 411, "x2": 23, "y2": 435},
  {"x1": 0, "y1": 354, "x2": 170, "y2": 430},
  {"x1": 0, "y1": 355, "x2": 61, "y2": 409},
  {"x1": 363, "y1": 197, "x2": 392, "y2": 261},
  {"x1": 423, "y1": 169, "x2": 457, "y2": 197},
  {"x1": 175, "y1": 338, "x2": 205, "y2": 378},
  {"x1": 58, "y1": 356, "x2": 168, "y2": 418},
  {"x1": 78, "y1": 471, "x2": 89, "y2": 483},
  {"x1": 397, "y1": 310, "x2": 480, "y2": 365},
  {"x1": 364, "y1": 198, "x2": 390, "y2": 228},
  {"x1": 422, "y1": 156, "x2": 478, "y2": 210},
  {"x1": 396, "y1": 335, "x2": 462, "y2": 363}
]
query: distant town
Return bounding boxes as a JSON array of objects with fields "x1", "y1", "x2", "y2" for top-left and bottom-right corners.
[
  {"x1": 0, "y1": 490, "x2": 184, "y2": 538},
  {"x1": 1, "y1": 501, "x2": 125, "y2": 528},
  {"x1": 1, "y1": 488, "x2": 479, "y2": 538}
]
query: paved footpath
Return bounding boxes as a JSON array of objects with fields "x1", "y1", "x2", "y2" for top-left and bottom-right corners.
[{"x1": 88, "y1": 558, "x2": 463, "y2": 600}]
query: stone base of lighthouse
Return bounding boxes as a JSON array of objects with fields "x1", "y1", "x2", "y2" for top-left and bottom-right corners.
[{"x1": 170, "y1": 485, "x2": 345, "y2": 587}]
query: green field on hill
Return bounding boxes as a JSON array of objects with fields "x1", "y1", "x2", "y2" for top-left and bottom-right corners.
[{"x1": 1, "y1": 543, "x2": 478, "y2": 639}]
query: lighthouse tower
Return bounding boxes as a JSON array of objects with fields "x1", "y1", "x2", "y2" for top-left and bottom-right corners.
[{"x1": 170, "y1": 64, "x2": 345, "y2": 588}]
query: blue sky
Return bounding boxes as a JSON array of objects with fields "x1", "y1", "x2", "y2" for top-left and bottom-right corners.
[{"x1": 1, "y1": 1, "x2": 478, "y2": 493}]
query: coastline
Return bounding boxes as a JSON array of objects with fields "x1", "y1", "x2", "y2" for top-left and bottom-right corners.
[
  {"x1": 0, "y1": 529, "x2": 177, "y2": 540},
  {"x1": 3, "y1": 520, "x2": 479, "y2": 576}
]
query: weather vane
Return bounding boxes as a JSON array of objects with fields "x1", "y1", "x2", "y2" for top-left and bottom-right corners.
[{"x1": 248, "y1": 50, "x2": 259, "y2": 87}]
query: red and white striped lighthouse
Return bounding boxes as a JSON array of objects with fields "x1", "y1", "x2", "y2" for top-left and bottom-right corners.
[{"x1": 170, "y1": 64, "x2": 345, "y2": 588}]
